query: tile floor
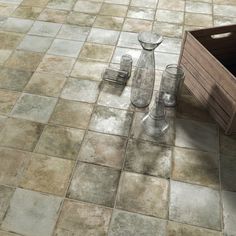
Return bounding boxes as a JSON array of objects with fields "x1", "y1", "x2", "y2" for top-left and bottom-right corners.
[{"x1": 0, "y1": 0, "x2": 236, "y2": 235}]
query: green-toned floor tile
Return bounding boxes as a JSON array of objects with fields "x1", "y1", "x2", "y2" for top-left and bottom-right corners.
[
  {"x1": 1, "y1": 17, "x2": 33, "y2": 33},
  {"x1": 0, "y1": 31, "x2": 23, "y2": 50},
  {"x1": 12, "y1": 6, "x2": 42, "y2": 19},
  {"x1": 47, "y1": 0, "x2": 76, "y2": 11}
]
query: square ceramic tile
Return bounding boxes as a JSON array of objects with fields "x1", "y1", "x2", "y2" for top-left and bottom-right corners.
[
  {"x1": 11, "y1": 93, "x2": 57, "y2": 123},
  {"x1": 99, "y1": 3, "x2": 128, "y2": 17},
  {"x1": 24, "y1": 72, "x2": 66, "y2": 97},
  {"x1": 74, "y1": 1, "x2": 102, "y2": 14},
  {"x1": 116, "y1": 172, "x2": 169, "y2": 218},
  {"x1": 158, "y1": 0, "x2": 185, "y2": 11},
  {"x1": 20, "y1": 153, "x2": 74, "y2": 196},
  {"x1": 109, "y1": 210, "x2": 167, "y2": 236},
  {"x1": 35, "y1": 125, "x2": 85, "y2": 160},
  {"x1": 55, "y1": 200, "x2": 112, "y2": 236},
  {"x1": 214, "y1": 15, "x2": 236, "y2": 26},
  {"x1": 155, "y1": 52, "x2": 179, "y2": 70},
  {"x1": 117, "y1": 32, "x2": 141, "y2": 49},
  {"x1": 12, "y1": 6, "x2": 42, "y2": 19},
  {"x1": 220, "y1": 133, "x2": 236, "y2": 156},
  {"x1": 50, "y1": 99, "x2": 94, "y2": 129},
  {"x1": 172, "y1": 147, "x2": 219, "y2": 189},
  {"x1": 0, "y1": 118, "x2": 44, "y2": 151},
  {"x1": 0, "y1": 67, "x2": 32, "y2": 91},
  {"x1": 175, "y1": 119, "x2": 218, "y2": 153},
  {"x1": 0, "y1": 186, "x2": 14, "y2": 224},
  {"x1": 79, "y1": 131, "x2": 126, "y2": 169},
  {"x1": 36, "y1": 54, "x2": 75, "y2": 76},
  {"x1": 47, "y1": 0, "x2": 76, "y2": 10},
  {"x1": 214, "y1": 4, "x2": 236, "y2": 17},
  {"x1": 0, "y1": 115, "x2": 6, "y2": 132},
  {"x1": 1, "y1": 17, "x2": 33, "y2": 33},
  {"x1": 20, "y1": 0, "x2": 49, "y2": 7},
  {"x1": 186, "y1": 1, "x2": 212, "y2": 14},
  {"x1": 71, "y1": 60, "x2": 107, "y2": 81},
  {"x1": 89, "y1": 106, "x2": 133, "y2": 136},
  {"x1": 185, "y1": 13, "x2": 213, "y2": 27},
  {"x1": 169, "y1": 181, "x2": 221, "y2": 230},
  {"x1": 2, "y1": 189, "x2": 62, "y2": 236},
  {"x1": 130, "y1": 0, "x2": 158, "y2": 8},
  {"x1": 156, "y1": 37, "x2": 182, "y2": 54},
  {"x1": 94, "y1": 15, "x2": 124, "y2": 30},
  {"x1": 153, "y1": 21, "x2": 183, "y2": 38},
  {"x1": 123, "y1": 18, "x2": 152, "y2": 32},
  {"x1": 28, "y1": 20, "x2": 61, "y2": 37},
  {"x1": 67, "y1": 12, "x2": 96, "y2": 27},
  {"x1": 156, "y1": 9, "x2": 184, "y2": 24},
  {"x1": 61, "y1": 78, "x2": 100, "y2": 103},
  {"x1": 0, "y1": 50, "x2": 12, "y2": 65},
  {"x1": 37, "y1": 8, "x2": 68, "y2": 23},
  {"x1": 104, "y1": 0, "x2": 130, "y2": 4},
  {"x1": 223, "y1": 191, "x2": 236, "y2": 236},
  {"x1": 17, "y1": 35, "x2": 53, "y2": 53},
  {"x1": 0, "y1": 4, "x2": 18, "y2": 17},
  {"x1": 127, "y1": 7, "x2": 155, "y2": 20},
  {"x1": 57, "y1": 24, "x2": 90, "y2": 41},
  {"x1": 124, "y1": 139, "x2": 172, "y2": 178},
  {"x1": 67, "y1": 162, "x2": 120, "y2": 207},
  {"x1": 0, "y1": 90, "x2": 20, "y2": 114},
  {"x1": 5, "y1": 50, "x2": 43, "y2": 71},
  {"x1": 79, "y1": 43, "x2": 114, "y2": 62},
  {"x1": 0, "y1": 31, "x2": 23, "y2": 50},
  {"x1": 48, "y1": 39, "x2": 83, "y2": 57},
  {"x1": 87, "y1": 28, "x2": 120, "y2": 45}
]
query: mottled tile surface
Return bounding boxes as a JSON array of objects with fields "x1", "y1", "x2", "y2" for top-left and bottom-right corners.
[{"x1": 0, "y1": 90, "x2": 20, "y2": 114}]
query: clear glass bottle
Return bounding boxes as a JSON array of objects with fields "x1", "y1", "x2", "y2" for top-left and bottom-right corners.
[
  {"x1": 131, "y1": 32, "x2": 163, "y2": 108},
  {"x1": 160, "y1": 64, "x2": 185, "y2": 107}
]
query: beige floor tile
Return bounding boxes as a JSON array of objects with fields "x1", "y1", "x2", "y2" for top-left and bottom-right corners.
[
  {"x1": 47, "y1": 0, "x2": 76, "y2": 11},
  {"x1": 0, "y1": 31, "x2": 23, "y2": 50},
  {"x1": 156, "y1": 9, "x2": 184, "y2": 24},
  {"x1": 94, "y1": 15, "x2": 124, "y2": 30},
  {"x1": 123, "y1": 18, "x2": 153, "y2": 32},
  {"x1": 37, "y1": 8, "x2": 68, "y2": 23},
  {"x1": 130, "y1": 0, "x2": 158, "y2": 8},
  {"x1": 185, "y1": 13, "x2": 213, "y2": 27},
  {"x1": 12, "y1": 6, "x2": 42, "y2": 19},
  {"x1": 153, "y1": 21, "x2": 183, "y2": 38},
  {"x1": 127, "y1": 7, "x2": 155, "y2": 20},
  {"x1": 67, "y1": 12, "x2": 96, "y2": 27},
  {"x1": 73, "y1": 1, "x2": 102, "y2": 14},
  {"x1": 0, "y1": 90, "x2": 20, "y2": 114},
  {"x1": 157, "y1": 0, "x2": 185, "y2": 11},
  {"x1": 21, "y1": 0, "x2": 49, "y2": 7},
  {"x1": 99, "y1": 3, "x2": 128, "y2": 17}
]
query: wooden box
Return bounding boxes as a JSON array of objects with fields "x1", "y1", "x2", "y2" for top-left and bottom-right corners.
[{"x1": 179, "y1": 24, "x2": 236, "y2": 135}]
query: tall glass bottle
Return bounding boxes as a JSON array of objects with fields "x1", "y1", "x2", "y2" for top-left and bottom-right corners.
[{"x1": 131, "y1": 32, "x2": 163, "y2": 108}]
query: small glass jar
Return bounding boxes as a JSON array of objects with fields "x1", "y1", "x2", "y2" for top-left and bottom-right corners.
[{"x1": 160, "y1": 64, "x2": 185, "y2": 107}]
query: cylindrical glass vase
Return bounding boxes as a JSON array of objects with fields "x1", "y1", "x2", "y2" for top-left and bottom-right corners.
[{"x1": 159, "y1": 64, "x2": 185, "y2": 107}]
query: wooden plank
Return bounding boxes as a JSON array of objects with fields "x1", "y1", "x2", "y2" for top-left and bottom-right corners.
[{"x1": 227, "y1": 108, "x2": 236, "y2": 135}]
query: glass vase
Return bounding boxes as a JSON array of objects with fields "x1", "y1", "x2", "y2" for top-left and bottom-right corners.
[
  {"x1": 160, "y1": 64, "x2": 185, "y2": 107},
  {"x1": 131, "y1": 32, "x2": 163, "y2": 108}
]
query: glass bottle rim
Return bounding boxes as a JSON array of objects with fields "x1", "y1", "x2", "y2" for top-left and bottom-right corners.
[{"x1": 165, "y1": 64, "x2": 185, "y2": 77}]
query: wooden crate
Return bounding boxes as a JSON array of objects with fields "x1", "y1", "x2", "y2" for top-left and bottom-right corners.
[{"x1": 179, "y1": 24, "x2": 236, "y2": 135}]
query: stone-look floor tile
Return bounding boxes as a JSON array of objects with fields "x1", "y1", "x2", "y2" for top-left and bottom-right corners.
[
  {"x1": 104, "y1": 0, "x2": 130, "y2": 4},
  {"x1": 57, "y1": 24, "x2": 90, "y2": 41},
  {"x1": 74, "y1": 1, "x2": 102, "y2": 14},
  {"x1": 94, "y1": 15, "x2": 124, "y2": 30},
  {"x1": 17, "y1": 35, "x2": 53, "y2": 53},
  {"x1": 35, "y1": 125, "x2": 84, "y2": 160},
  {"x1": 221, "y1": 154, "x2": 236, "y2": 192},
  {"x1": 79, "y1": 43, "x2": 114, "y2": 63},
  {"x1": 48, "y1": 39, "x2": 83, "y2": 57},
  {"x1": 36, "y1": 54, "x2": 75, "y2": 76},
  {"x1": 99, "y1": 3, "x2": 128, "y2": 17},
  {"x1": 55, "y1": 200, "x2": 112, "y2": 236},
  {"x1": 220, "y1": 133, "x2": 236, "y2": 156},
  {"x1": 157, "y1": 0, "x2": 185, "y2": 11},
  {"x1": 87, "y1": 28, "x2": 120, "y2": 46},
  {"x1": 175, "y1": 119, "x2": 218, "y2": 153},
  {"x1": 0, "y1": 31, "x2": 23, "y2": 50},
  {"x1": 0, "y1": 50, "x2": 11, "y2": 65},
  {"x1": 67, "y1": 12, "x2": 96, "y2": 27},
  {"x1": 1, "y1": 17, "x2": 33, "y2": 33},
  {"x1": 0, "y1": 90, "x2": 20, "y2": 114},
  {"x1": 28, "y1": 20, "x2": 61, "y2": 37},
  {"x1": 124, "y1": 139, "x2": 172, "y2": 178},
  {"x1": 157, "y1": 37, "x2": 181, "y2": 54},
  {"x1": 47, "y1": 0, "x2": 76, "y2": 11},
  {"x1": 5, "y1": 50, "x2": 43, "y2": 71},
  {"x1": 117, "y1": 32, "x2": 141, "y2": 49},
  {"x1": 167, "y1": 221, "x2": 223, "y2": 236},
  {"x1": 0, "y1": 230, "x2": 21, "y2": 236},
  {"x1": 186, "y1": 1, "x2": 212, "y2": 14},
  {"x1": 61, "y1": 78, "x2": 100, "y2": 103},
  {"x1": 50, "y1": 99, "x2": 93, "y2": 129},
  {"x1": 12, "y1": 6, "x2": 42, "y2": 19},
  {"x1": 169, "y1": 181, "x2": 221, "y2": 230},
  {"x1": 0, "y1": 67, "x2": 32, "y2": 91},
  {"x1": 109, "y1": 210, "x2": 167, "y2": 236},
  {"x1": 71, "y1": 60, "x2": 107, "y2": 81},
  {"x1": 223, "y1": 191, "x2": 236, "y2": 236},
  {"x1": 0, "y1": 148, "x2": 29, "y2": 186},
  {"x1": 177, "y1": 95, "x2": 214, "y2": 123},
  {"x1": 131, "y1": 112, "x2": 175, "y2": 146},
  {"x1": 214, "y1": 4, "x2": 236, "y2": 17},
  {"x1": 98, "y1": 84, "x2": 133, "y2": 110},
  {"x1": 24, "y1": 72, "x2": 66, "y2": 97},
  {"x1": 89, "y1": 106, "x2": 133, "y2": 137},
  {"x1": 0, "y1": 118, "x2": 44, "y2": 151},
  {"x1": 153, "y1": 21, "x2": 183, "y2": 38},
  {"x1": 37, "y1": 8, "x2": 68, "y2": 23},
  {"x1": 0, "y1": 4, "x2": 17, "y2": 17},
  {"x1": 127, "y1": 7, "x2": 155, "y2": 20},
  {"x1": 185, "y1": 13, "x2": 213, "y2": 27},
  {"x1": 214, "y1": 15, "x2": 236, "y2": 26},
  {"x1": 0, "y1": 115, "x2": 7, "y2": 131},
  {"x1": 156, "y1": 9, "x2": 184, "y2": 24},
  {"x1": 11, "y1": 93, "x2": 57, "y2": 123},
  {"x1": 0, "y1": 186, "x2": 14, "y2": 223},
  {"x1": 130, "y1": 0, "x2": 158, "y2": 8},
  {"x1": 20, "y1": 153, "x2": 74, "y2": 196},
  {"x1": 2, "y1": 188, "x2": 62, "y2": 236},
  {"x1": 116, "y1": 172, "x2": 169, "y2": 218},
  {"x1": 155, "y1": 52, "x2": 179, "y2": 70},
  {"x1": 172, "y1": 147, "x2": 219, "y2": 189},
  {"x1": 21, "y1": 0, "x2": 49, "y2": 7},
  {"x1": 79, "y1": 131, "x2": 126, "y2": 169},
  {"x1": 67, "y1": 162, "x2": 120, "y2": 207},
  {"x1": 123, "y1": 18, "x2": 152, "y2": 32},
  {"x1": 213, "y1": 0, "x2": 236, "y2": 4}
]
